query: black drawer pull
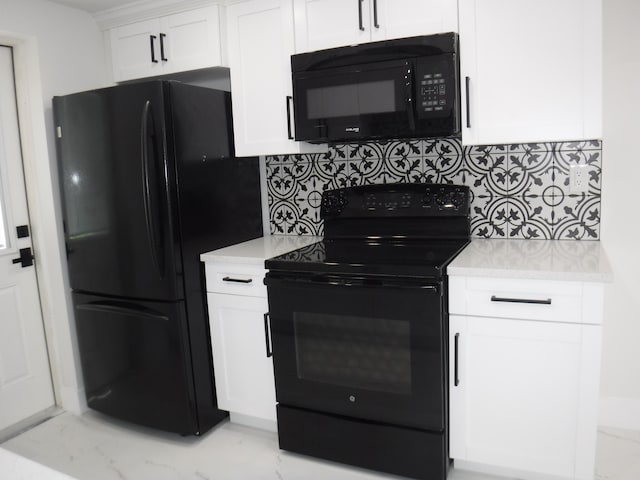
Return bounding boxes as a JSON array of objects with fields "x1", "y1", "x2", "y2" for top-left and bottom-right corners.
[
  {"x1": 491, "y1": 295, "x2": 552, "y2": 305},
  {"x1": 222, "y1": 276, "x2": 253, "y2": 284}
]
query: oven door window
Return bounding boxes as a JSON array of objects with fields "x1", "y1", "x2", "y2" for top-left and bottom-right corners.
[
  {"x1": 267, "y1": 276, "x2": 445, "y2": 431},
  {"x1": 294, "y1": 312, "x2": 411, "y2": 395},
  {"x1": 292, "y1": 60, "x2": 412, "y2": 142}
]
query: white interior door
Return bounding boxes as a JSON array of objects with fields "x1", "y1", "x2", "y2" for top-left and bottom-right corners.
[{"x1": 0, "y1": 45, "x2": 54, "y2": 432}]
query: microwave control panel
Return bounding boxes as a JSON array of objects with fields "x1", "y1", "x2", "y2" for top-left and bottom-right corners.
[{"x1": 415, "y1": 55, "x2": 456, "y2": 119}]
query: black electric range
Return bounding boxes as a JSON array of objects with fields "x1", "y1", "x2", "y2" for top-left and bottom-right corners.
[{"x1": 264, "y1": 183, "x2": 470, "y2": 480}]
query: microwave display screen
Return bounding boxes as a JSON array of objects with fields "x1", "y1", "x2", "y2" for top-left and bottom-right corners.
[{"x1": 306, "y1": 80, "x2": 397, "y2": 119}]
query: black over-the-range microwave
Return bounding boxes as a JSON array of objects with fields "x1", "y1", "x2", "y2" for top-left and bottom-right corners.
[{"x1": 291, "y1": 32, "x2": 460, "y2": 144}]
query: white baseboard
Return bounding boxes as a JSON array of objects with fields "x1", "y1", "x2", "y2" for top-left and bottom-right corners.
[
  {"x1": 599, "y1": 396, "x2": 640, "y2": 430},
  {"x1": 229, "y1": 412, "x2": 277, "y2": 432},
  {"x1": 58, "y1": 386, "x2": 87, "y2": 416}
]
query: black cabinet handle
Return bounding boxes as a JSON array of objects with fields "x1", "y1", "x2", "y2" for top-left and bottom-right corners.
[
  {"x1": 358, "y1": 0, "x2": 365, "y2": 31},
  {"x1": 373, "y1": 0, "x2": 379, "y2": 28},
  {"x1": 286, "y1": 95, "x2": 294, "y2": 140},
  {"x1": 150, "y1": 35, "x2": 158, "y2": 63},
  {"x1": 12, "y1": 247, "x2": 34, "y2": 268},
  {"x1": 491, "y1": 295, "x2": 552, "y2": 305},
  {"x1": 263, "y1": 313, "x2": 273, "y2": 358},
  {"x1": 159, "y1": 33, "x2": 167, "y2": 61},
  {"x1": 454, "y1": 332, "x2": 460, "y2": 386},
  {"x1": 222, "y1": 276, "x2": 253, "y2": 284},
  {"x1": 465, "y1": 76, "x2": 471, "y2": 128}
]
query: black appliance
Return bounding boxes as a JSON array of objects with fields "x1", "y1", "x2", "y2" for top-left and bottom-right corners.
[
  {"x1": 53, "y1": 81, "x2": 262, "y2": 436},
  {"x1": 291, "y1": 33, "x2": 460, "y2": 143},
  {"x1": 264, "y1": 183, "x2": 470, "y2": 480}
]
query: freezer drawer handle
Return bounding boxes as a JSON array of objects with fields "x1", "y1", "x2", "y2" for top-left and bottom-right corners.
[
  {"x1": 491, "y1": 295, "x2": 552, "y2": 305},
  {"x1": 263, "y1": 313, "x2": 273, "y2": 358},
  {"x1": 222, "y1": 276, "x2": 253, "y2": 284},
  {"x1": 77, "y1": 302, "x2": 169, "y2": 322}
]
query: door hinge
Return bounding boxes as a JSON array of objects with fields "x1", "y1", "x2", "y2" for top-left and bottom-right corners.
[{"x1": 56, "y1": 126, "x2": 62, "y2": 138}]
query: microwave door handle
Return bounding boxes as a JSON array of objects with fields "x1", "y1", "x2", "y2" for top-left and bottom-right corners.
[{"x1": 405, "y1": 65, "x2": 416, "y2": 131}]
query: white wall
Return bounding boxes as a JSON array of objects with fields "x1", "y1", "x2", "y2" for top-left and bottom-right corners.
[
  {"x1": 600, "y1": 0, "x2": 640, "y2": 430},
  {"x1": 0, "y1": 0, "x2": 108, "y2": 413}
]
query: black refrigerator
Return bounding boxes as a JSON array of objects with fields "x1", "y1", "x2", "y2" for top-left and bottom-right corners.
[{"x1": 53, "y1": 80, "x2": 262, "y2": 435}]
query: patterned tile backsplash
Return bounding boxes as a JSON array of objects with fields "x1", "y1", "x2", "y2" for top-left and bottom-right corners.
[{"x1": 266, "y1": 138, "x2": 602, "y2": 240}]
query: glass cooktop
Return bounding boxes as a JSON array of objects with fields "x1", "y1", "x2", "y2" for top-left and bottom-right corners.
[{"x1": 264, "y1": 238, "x2": 469, "y2": 278}]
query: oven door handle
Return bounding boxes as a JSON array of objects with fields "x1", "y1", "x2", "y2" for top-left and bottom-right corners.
[
  {"x1": 263, "y1": 312, "x2": 273, "y2": 358},
  {"x1": 265, "y1": 274, "x2": 439, "y2": 292}
]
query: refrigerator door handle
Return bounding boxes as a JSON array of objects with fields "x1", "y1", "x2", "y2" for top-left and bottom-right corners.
[
  {"x1": 77, "y1": 301, "x2": 170, "y2": 322},
  {"x1": 141, "y1": 100, "x2": 164, "y2": 279}
]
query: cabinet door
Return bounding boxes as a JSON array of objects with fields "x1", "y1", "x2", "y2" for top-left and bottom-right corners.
[
  {"x1": 459, "y1": 0, "x2": 602, "y2": 145},
  {"x1": 370, "y1": 0, "x2": 458, "y2": 42},
  {"x1": 449, "y1": 315, "x2": 601, "y2": 478},
  {"x1": 226, "y1": 0, "x2": 327, "y2": 156},
  {"x1": 294, "y1": 0, "x2": 370, "y2": 53},
  {"x1": 110, "y1": 19, "x2": 164, "y2": 82},
  {"x1": 208, "y1": 293, "x2": 276, "y2": 422},
  {"x1": 161, "y1": 6, "x2": 223, "y2": 74}
]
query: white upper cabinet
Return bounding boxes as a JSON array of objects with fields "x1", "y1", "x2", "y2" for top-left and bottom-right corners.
[
  {"x1": 110, "y1": 5, "x2": 223, "y2": 82},
  {"x1": 459, "y1": 0, "x2": 602, "y2": 145},
  {"x1": 226, "y1": 0, "x2": 327, "y2": 156},
  {"x1": 294, "y1": 0, "x2": 458, "y2": 53}
]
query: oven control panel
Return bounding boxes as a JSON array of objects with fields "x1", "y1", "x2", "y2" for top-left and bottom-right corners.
[{"x1": 321, "y1": 183, "x2": 470, "y2": 218}]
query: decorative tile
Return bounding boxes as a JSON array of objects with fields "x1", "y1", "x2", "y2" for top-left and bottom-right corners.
[
  {"x1": 265, "y1": 137, "x2": 603, "y2": 240},
  {"x1": 554, "y1": 149, "x2": 602, "y2": 195},
  {"x1": 507, "y1": 149, "x2": 555, "y2": 197},
  {"x1": 506, "y1": 195, "x2": 555, "y2": 240},
  {"x1": 470, "y1": 195, "x2": 509, "y2": 239},
  {"x1": 463, "y1": 145, "x2": 509, "y2": 200},
  {"x1": 553, "y1": 193, "x2": 601, "y2": 240}
]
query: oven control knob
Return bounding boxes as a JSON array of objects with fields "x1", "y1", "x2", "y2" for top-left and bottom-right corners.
[
  {"x1": 321, "y1": 191, "x2": 348, "y2": 216},
  {"x1": 451, "y1": 190, "x2": 466, "y2": 208}
]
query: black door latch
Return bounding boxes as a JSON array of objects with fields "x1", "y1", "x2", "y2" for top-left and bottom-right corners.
[{"x1": 12, "y1": 247, "x2": 34, "y2": 268}]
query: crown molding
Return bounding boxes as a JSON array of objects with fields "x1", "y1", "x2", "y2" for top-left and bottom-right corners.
[{"x1": 94, "y1": 0, "x2": 221, "y2": 30}]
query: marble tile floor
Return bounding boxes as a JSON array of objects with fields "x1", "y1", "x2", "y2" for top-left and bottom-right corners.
[{"x1": 1, "y1": 411, "x2": 639, "y2": 480}]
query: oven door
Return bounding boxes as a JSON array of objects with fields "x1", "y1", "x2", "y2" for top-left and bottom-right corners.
[{"x1": 265, "y1": 272, "x2": 446, "y2": 432}]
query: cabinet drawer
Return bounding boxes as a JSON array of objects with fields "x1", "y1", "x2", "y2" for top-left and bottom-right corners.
[
  {"x1": 449, "y1": 276, "x2": 588, "y2": 324},
  {"x1": 205, "y1": 263, "x2": 267, "y2": 297}
]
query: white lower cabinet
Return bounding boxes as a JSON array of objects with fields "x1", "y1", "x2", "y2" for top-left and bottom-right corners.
[
  {"x1": 449, "y1": 276, "x2": 603, "y2": 480},
  {"x1": 205, "y1": 264, "x2": 276, "y2": 430}
]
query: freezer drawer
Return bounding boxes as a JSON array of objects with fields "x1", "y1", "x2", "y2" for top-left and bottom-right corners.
[{"x1": 72, "y1": 292, "x2": 202, "y2": 434}]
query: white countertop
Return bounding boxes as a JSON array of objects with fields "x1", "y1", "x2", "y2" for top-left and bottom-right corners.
[
  {"x1": 0, "y1": 448, "x2": 75, "y2": 479},
  {"x1": 448, "y1": 239, "x2": 613, "y2": 282},
  {"x1": 200, "y1": 235, "x2": 322, "y2": 265}
]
